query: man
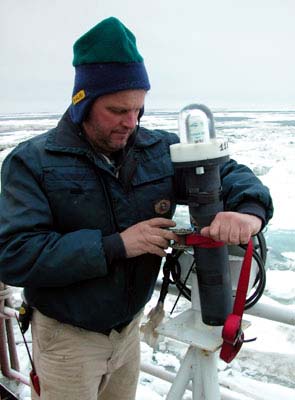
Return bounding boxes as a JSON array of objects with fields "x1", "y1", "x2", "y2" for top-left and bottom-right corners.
[{"x1": 0, "y1": 17, "x2": 273, "y2": 400}]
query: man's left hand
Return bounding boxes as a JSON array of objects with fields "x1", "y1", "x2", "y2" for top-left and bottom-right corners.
[{"x1": 200, "y1": 212, "x2": 262, "y2": 245}]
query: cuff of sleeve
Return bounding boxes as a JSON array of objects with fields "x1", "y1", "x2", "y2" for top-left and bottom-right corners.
[
  {"x1": 235, "y1": 201, "x2": 267, "y2": 229},
  {"x1": 102, "y1": 233, "x2": 127, "y2": 264}
]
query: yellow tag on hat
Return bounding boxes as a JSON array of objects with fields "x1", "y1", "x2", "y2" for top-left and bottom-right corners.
[{"x1": 72, "y1": 89, "x2": 86, "y2": 105}]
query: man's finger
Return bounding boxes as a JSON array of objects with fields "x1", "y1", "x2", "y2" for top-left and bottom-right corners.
[
  {"x1": 239, "y1": 226, "x2": 252, "y2": 244},
  {"x1": 148, "y1": 243, "x2": 167, "y2": 257},
  {"x1": 150, "y1": 235, "x2": 170, "y2": 249},
  {"x1": 148, "y1": 218, "x2": 176, "y2": 228},
  {"x1": 151, "y1": 227, "x2": 179, "y2": 242},
  {"x1": 200, "y1": 226, "x2": 210, "y2": 237}
]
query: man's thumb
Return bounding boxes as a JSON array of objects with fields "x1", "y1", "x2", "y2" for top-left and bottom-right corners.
[{"x1": 200, "y1": 227, "x2": 210, "y2": 237}]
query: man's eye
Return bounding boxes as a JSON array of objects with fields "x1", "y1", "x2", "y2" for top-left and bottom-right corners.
[
  {"x1": 109, "y1": 108, "x2": 141, "y2": 115},
  {"x1": 110, "y1": 108, "x2": 126, "y2": 114}
]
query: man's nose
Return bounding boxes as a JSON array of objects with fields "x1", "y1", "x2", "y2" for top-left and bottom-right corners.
[{"x1": 121, "y1": 111, "x2": 138, "y2": 129}]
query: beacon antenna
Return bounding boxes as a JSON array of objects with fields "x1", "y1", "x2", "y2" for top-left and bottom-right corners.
[
  {"x1": 178, "y1": 103, "x2": 215, "y2": 143},
  {"x1": 171, "y1": 103, "x2": 229, "y2": 165}
]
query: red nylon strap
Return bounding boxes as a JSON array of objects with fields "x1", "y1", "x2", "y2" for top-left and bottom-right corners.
[
  {"x1": 220, "y1": 239, "x2": 254, "y2": 363},
  {"x1": 233, "y1": 239, "x2": 253, "y2": 315},
  {"x1": 30, "y1": 370, "x2": 41, "y2": 396},
  {"x1": 185, "y1": 233, "x2": 224, "y2": 248},
  {"x1": 183, "y1": 233, "x2": 254, "y2": 362}
]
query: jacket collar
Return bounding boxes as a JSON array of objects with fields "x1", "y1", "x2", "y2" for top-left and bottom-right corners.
[
  {"x1": 45, "y1": 109, "x2": 90, "y2": 154},
  {"x1": 133, "y1": 127, "x2": 162, "y2": 149}
]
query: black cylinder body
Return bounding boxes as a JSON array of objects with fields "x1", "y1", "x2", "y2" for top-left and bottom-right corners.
[{"x1": 176, "y1": 157, "x2": 233, "y2": 325}]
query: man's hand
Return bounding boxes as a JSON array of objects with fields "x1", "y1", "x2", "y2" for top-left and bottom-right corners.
[
  {"x1": 120, "y1": 218, "x2": 178, "y2": 258},
  {"x1": 200, "y1": 212, "x2": 262, "y2": 245}
]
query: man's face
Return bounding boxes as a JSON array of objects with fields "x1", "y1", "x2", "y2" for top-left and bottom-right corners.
[{"x1": 82, "y1": 89, "x2": 146, "y2": 155}]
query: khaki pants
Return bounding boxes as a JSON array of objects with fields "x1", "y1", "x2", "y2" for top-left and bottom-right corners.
[{"x1": 31, "y1": 310, "x2": 141, "y2": 400}]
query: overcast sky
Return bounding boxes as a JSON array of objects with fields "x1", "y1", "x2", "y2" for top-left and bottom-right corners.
[{"x1": 1, "y1": 0, "x2": 295, "y2": 113}]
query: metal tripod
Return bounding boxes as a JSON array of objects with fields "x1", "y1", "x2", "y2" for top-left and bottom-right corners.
[{"x1": 157, "y1": 269, "x2": 223, "y2": 400}]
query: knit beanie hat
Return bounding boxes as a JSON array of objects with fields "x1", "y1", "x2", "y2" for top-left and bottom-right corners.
[{"x1": 70, "y1": 17, "x2": 150, "y2": 124}]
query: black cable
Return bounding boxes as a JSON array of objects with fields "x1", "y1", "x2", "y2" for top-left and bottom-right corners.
[
  {"x1": 159, "y1": 249, "x2": 181, "y2": 303},
  {"x1": 172, "y1": 255, "x2": 194, "y2": 304},
  {"x1": 244, "y1": 249, "x2": 266, "y2": 309},
  {"x1": 239, "y1": 232, "x2": 267, "y2": 309},
  {"x1": 168, "y1": 233, "x2": 267, "y2": 310}
]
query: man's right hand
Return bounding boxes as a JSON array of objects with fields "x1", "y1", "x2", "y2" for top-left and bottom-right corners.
[{"x1": 120, "y1": 218, "x2": 178, "y2": 258}]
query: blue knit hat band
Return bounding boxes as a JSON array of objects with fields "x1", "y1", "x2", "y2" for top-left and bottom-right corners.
[{"x1": 70, "y1": 61, "x2": 150, "y2": 124}]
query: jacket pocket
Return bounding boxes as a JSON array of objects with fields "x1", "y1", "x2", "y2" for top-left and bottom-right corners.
[
  {"x1": 43, "y1": 166, "x2": 114, "y2": 233},
  {"x1": 131, "y1": 155, "x2": 175, "y2": 220}
]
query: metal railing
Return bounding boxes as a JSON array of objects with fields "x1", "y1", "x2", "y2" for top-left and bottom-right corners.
[
  {"x1": 0, "y1": 283, "x2": 30, "y2": 387},
  {"x1": 0, "y1": 281, "x2": 294, "y2": 399}
]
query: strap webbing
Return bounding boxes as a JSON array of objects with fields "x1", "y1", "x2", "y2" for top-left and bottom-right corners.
[
  {"x1": 184, "y1": 233, "x2": 254, "y2": 362},
  {"x1": 185, "y1": 233, "x2": 224, "y2": 248},
  {"x1": 175, "y1": 232, "x2": 254, "y2": 362},
  {"x1": 220, "y1": 239, "x2": 254, "y2": 362}
]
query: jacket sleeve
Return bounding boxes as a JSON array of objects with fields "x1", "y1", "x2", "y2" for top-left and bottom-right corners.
[
  {"x1": 174, "y1": 157, "x2": 273, "y2": 226},
  {"x1": 220, "y1": 159, "x2": 274, "y2": 226},
  {"x1": 0, "y1": 143, "x2": 109, "y2": 288}
]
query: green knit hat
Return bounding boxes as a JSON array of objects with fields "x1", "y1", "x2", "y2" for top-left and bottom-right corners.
[
  {"x1": 73, "y1": 17, "x2": 144, "y2": 65},
  {"x1": 70, "y1": 17, "x2": 150, "y2": 124}
]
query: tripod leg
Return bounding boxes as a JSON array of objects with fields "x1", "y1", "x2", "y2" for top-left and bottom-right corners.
[
  {"x1": 193, "y1": 348, "x2": 221, "y2": 400},
  {"x1": 166, "y1": 346, "x2": 221, "y2": 400},
  {"x1": 166, "y1": 346, "x2": 195, "y2": 400}
]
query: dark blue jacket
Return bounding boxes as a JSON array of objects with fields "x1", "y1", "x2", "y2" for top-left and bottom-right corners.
[{"x1": 0, "y1": 111, "x2": 273, "y2": 332}]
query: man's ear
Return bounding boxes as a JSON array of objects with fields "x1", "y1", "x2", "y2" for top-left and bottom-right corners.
[{"x1": 138, "y1": 106, "x2": 145, "y2": 122}]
